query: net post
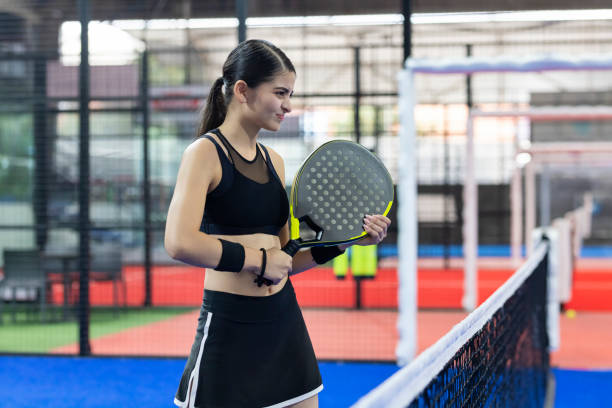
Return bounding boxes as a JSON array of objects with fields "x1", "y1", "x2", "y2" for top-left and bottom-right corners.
[
  {"x1": 533, "y1": 229, "x2": 558, "y2": 408},
  {"x1": 525, "y1": 160, "x2": 536, "y2": 256},
  {"x1": 462, "y1": 111, "x2": 477, "y2": 311},
  {"x1": 540, "y1": 164, "x2": 552, "y2": 226},
  {"x1": 510, "y1": 165, "x2": 523, "y2": 266},
  {"x1": 533, "y1": 228, "x2": 560, "y2": 351},
  {"x1": 582, "y1": 193, "x2": 593, "y2": 238},
  {"x1": 552, "y1": 217, "x2": 573, "y2": 304},
  {"x1": 568, "y1": 210, "x2": 583, "y2": 261},
  {"x1": 396, "y1": 66, "x2": 418, "y2": 365}
]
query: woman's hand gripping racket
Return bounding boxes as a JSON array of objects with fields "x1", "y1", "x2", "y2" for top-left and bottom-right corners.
[{"x1": 255, "y1": 140, "x2": 394, "y2": 286}]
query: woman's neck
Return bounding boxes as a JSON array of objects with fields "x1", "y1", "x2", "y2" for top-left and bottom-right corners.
[{"x1": 218, "y1": 116, "x2": 259, "y2": 153}]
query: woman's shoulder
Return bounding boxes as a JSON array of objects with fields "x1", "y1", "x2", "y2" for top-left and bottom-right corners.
[
  {"x1": 180, "y1": 134, "x2": 226, "y2": 168},
  {"x1": 187, "y1": 133, "x2": 226, "y2": 156}
]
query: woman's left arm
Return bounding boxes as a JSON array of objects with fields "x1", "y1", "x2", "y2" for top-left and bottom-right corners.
[
  {"x1": 278, "y1": 222, "x2": 317, "y2": 274},
  {"x1": 285, "y1": 214, "x2": 391, "y2": 275}
]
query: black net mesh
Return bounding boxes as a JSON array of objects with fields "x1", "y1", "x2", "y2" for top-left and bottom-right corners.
[{"x1": 408, "y1": 253, "x2": 550, "y2": 408}]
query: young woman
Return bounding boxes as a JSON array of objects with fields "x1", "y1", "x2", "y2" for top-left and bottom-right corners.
[{"x1": 165, "y1": 39, "x2": 391, "y2": 408}]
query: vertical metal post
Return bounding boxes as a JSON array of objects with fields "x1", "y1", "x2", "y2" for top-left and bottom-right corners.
[
  {"x1": 540, "y1": 164, "x2": 551, "y2": 227},
  {"x1": 78, "y1": 0, "x2": 91, "y2": 356},
  {"x1": 354, "y1": 46, "x2": 361, "y2": 145},
  {"x1": 353, "y1": 46, "x2": 362, "y2": 305},
  {"x1": 183, "y1": 0, "x2": 192, "y2": 84},
  {"x1": 463, "y1": 113, "x2": 477, "y2": 311},
  {"x1": 374, "y1": 105, "x2": 382, "y2": 154},
  {"x1": 460, "y1": 44, "x2": 473, "y2": 268},
  {"x1": 442, "y1": 106, "x2": 451, "y2": 268},
  {"x1": 462, "y1": 44, "x2": 476, "y2": 311},
  {"x1": 511, "y1": 117, "x2": 524, "y2": 265},
  {"x1": 141, "y1": 49, "x2": 152, "y2": 307},
  {"x1": 397, "y1": 69, "x2": 418, "y2": 364},
  {"x1": 511, "y1": 166, "x2": 523, "y2": 265},
  {"x1": 33, "y1": 53, "x2": 48, "y2": 250},
  {"x1": 402, "y1": 0, "x2": 412, "y2": 62},
  {"x1": 525, "y1": 161, "x2": 536, "y2": 256},
  {"x1": 466, "y1": 45, "x2": 473, "y2": 108},
  {"x1": 397, "y1": 0, "x2": 415, "y2": 365},
  {"x1": 236, "y1": 0, "x2": 247, "y2": 43}
]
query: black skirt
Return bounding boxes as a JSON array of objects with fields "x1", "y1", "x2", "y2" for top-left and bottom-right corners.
[{"x1": 174, "y1": 279, "x2": 323, "y2": 408}]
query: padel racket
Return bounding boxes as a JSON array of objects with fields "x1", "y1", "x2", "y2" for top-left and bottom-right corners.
[
  {"x1": 285, "y1": 140, "x2": 393, "y2": 257},
  {"x1": 256, "y1": 140, "x2": 393, "y2": 286}
]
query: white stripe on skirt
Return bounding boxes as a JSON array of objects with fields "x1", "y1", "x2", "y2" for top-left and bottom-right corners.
[{"x1": 174, "y1": 311, "x2": 213, "y2": 408}]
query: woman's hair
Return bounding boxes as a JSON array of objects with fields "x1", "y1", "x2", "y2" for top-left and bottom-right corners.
[{"x1": 197, "y1": 39, "x2": 296, "y2": 136}]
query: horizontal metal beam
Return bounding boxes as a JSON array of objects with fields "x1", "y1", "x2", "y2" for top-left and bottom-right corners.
[
  {"x1": 521, "y1": 142, "x2": 612, "y2": 154},
  {"x1": 54, "y1": 0, "x2": 611, "y2": 21},
  {"x1": 471, "y1": 106, "x2": 612, "y2": 120}
]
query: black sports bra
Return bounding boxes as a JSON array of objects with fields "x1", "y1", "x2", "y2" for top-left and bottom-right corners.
[{"x1": 199, "y1": 129, "x2": 289, "y2": 236}]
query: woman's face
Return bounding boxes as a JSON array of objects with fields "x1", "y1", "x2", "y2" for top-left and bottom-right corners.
[{"x1": 245, "y1": 71, "x2": 295, "y2": 132}]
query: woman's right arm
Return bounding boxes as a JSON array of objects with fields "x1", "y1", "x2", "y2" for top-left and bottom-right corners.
[{"x1": 164, "y1": 139, "x2": 262, "y2": 273}]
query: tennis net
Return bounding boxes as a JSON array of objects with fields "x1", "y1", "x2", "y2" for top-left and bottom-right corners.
[{"x1": 354, "y1": 241, "x2": 553, "y2": 408}]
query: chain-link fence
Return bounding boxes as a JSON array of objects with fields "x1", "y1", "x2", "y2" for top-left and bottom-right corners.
[{"x1": 1, "y1": 1, "x2": 611, "y2": 358}]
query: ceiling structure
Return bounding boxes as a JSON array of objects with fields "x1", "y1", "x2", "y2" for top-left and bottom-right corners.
[
  {"x1": 3, "y1": 1, "x2": 610, "y2": 58},
  {"x1": 27, "y1": 0, "x2": 612, "y2": 21}
]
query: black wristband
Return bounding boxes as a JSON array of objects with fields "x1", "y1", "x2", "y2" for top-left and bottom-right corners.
[
  {"x1": 216, "y1": 239, "x2": 245, "y2": 272},
  {"x1": 311, "y1": 245, "x2": 345, "y2": 264},
  {"x1": 254, "y1": 248, "x2": 269, "y2": 287}
]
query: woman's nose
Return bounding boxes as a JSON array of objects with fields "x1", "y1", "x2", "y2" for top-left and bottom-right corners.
[{"x1": 282, "y1": 99, "x2": 291, "y2": 113}]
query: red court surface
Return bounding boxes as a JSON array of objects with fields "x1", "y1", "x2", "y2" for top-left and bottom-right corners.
[
  {"x1": 51, "y1": 308, "x2": 612, "y2": 370},
  {"x1": 48, "y1": 256, "x2": 612, "y2": 311},
  {"x1": 550, "y1": 311, "x2": 612, "y2": 369},
  {"x1": 51, "y1": 309, "x2": 456, "y2": 360},
  {"x1": 50, "y1": 308, "x2": 464, "y2": 360},
  {"x1": 49, "y1": 256, "x2": 612, "y2": 368}
]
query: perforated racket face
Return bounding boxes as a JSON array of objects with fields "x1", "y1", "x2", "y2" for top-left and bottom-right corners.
[{"x1": 291, "y1": 140, "x2": 393, "y2": 244}]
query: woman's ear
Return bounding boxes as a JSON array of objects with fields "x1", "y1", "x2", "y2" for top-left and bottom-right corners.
[{"x1": 233, "y1": 80, "x2": 249, "y2": 103}]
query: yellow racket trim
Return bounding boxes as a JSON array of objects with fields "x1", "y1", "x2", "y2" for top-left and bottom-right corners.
[
  {"x1": 287, "y1": 140, "x2": 394, "y2": 245},
  {"x1": 290, "y1": 206, "x2": 300, "y2": 240},
  {"x1": 383, "y1": 200, "x2": 393, "y2": 217},
  {"x1": 345, "y1": 200, "x2": 393, "y2": 240}
]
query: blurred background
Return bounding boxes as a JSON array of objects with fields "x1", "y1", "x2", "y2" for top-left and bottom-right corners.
[{"x1": 1, "y1": 1, "x2": 612, "y2": 406}]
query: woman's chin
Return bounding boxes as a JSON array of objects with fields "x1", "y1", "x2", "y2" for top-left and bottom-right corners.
[{"x1": 263, "y1": 122, "x2": 281, "y2": 132}]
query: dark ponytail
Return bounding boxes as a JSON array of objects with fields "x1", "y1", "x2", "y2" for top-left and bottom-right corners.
[
  {"x1": 198, "y1": 77, "x2": 227, "y2": 137},
  {"x1": 197, "y1": 39, "x2": 295, "y2": 136}
]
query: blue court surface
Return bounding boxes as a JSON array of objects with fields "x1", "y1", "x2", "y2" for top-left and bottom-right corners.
[
  {"x1": 0, "y1": 356, "x2": 610, "y2": 407},
  {"x1": 379, "y1": 244, "x2": 612, "y2": 258}
]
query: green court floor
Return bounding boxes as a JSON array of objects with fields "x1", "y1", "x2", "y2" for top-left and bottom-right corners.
[{"x1": 0, "y1": 307, "x2": 195, "y2": 353}]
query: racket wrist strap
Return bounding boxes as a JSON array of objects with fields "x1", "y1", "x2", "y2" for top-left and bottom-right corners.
[
  {"x1": 254, "y1": 248, "x2": 270, "y2": 287},
  {"x1": 216, "y1": 239, "x2": 245, "y2": 272},
  {"x1": 311, "y1": 245, "x2": 345, "y2": 264},
  {"x1": 256, "y1": 248, "x2": 267, "y2": 287}
]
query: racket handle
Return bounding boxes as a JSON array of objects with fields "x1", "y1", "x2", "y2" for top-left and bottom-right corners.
[{"x1": 282, "y1": 240, "x2": 301, "y2": 257}]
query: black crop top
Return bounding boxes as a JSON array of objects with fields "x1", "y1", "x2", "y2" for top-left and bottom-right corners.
[{"x1": 199, "y1": 129, "x2": 289, "y2": 236}]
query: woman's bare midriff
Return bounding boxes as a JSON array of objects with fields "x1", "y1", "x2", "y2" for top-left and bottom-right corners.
[{"x1": 204, "y1": 232, "x2": 287, "y2": 296}]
